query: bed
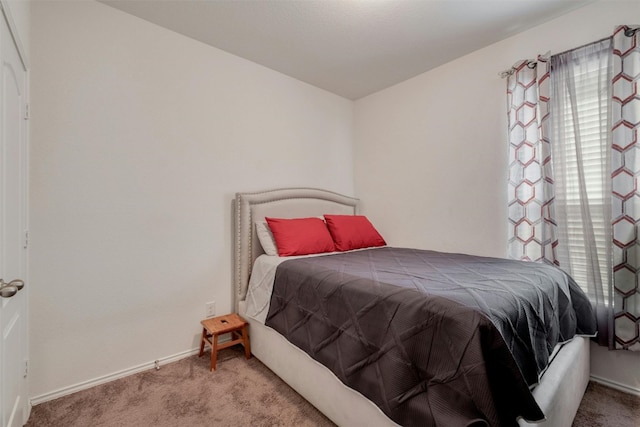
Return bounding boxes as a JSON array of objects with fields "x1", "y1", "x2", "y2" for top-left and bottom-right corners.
[{"x1": 234, "y1": 187, "x2": 593, "y2": 427}]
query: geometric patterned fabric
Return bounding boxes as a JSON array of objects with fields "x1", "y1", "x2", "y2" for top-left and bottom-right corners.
[
  {"x1": 611, "y1": 25, "x2": 640, "y2": 350},
  {"x1": 508, "y1": 26, "x2": 640, "y2": 351},
  {"x1": 507, "y1": 56, "x2": 559, "y2": 265}
]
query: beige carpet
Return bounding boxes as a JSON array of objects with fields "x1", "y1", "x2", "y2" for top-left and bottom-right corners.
[
  {"x1": 572, "y1": 381, "x2": 640, "y2": 427},
  {"x1": 27, "y1": 347, "x2": 639, "y2": 427},
  {"x1": 27, "y1": 347, "x2": 334, "y2": 427}
]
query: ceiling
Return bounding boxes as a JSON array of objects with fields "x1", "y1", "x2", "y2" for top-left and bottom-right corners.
[{"x1": 100, "y1": 0, "x2": 594, "y2": 100}]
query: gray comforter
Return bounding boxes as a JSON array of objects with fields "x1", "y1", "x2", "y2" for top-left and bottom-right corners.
[{"x1": 265, "y1": 247, "x2": 596, "y2": 426}]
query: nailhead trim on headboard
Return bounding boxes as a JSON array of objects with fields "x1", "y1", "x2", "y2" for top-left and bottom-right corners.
[{"x1": 233, "y1": 188, "x2": 359, "y2": 312}]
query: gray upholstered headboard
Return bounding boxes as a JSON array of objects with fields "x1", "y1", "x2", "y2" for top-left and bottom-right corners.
[{"x1": 234, "y1": 188, "x2": 358, "y2": 310}]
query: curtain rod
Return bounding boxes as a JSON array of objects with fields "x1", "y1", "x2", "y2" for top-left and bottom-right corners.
[
  {"x1": 499, "y1": 60, "x2": 535, "y2": 78},
  {"x1": 498, "y1": 27, "x2": 637, "y2": 79},
  {"x1": 624, "y1": 25, "x2": 640, "y2": 37}
]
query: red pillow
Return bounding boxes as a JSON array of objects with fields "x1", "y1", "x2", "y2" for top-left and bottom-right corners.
[
  {"x1": 265, "y1": 217, "x2": 336, "y2": 256},
  {"x1": 324, "y1": 215, "x2": 386, "y2": 251}
]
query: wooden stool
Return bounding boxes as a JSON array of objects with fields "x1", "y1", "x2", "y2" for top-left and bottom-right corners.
[{"x1": 199, "y1": 313, "x2": 250, "y2": 371}]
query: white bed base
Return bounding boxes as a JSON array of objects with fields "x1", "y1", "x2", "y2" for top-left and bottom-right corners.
[
  {"x1": 239, "y1": 300, "x2": 399, "y2": 426},
  {"x1": 234, "y1": 188, "x2": 591, "y2": 427}
]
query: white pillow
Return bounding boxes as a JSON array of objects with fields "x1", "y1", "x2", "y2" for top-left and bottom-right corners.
[{"x1": 255, "y1": 221, "x2": 278, "y2": 256}]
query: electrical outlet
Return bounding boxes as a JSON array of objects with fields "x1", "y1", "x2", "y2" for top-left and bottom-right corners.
[{"x1": 205, "y1": 301, "x2": 216, "y2": 318}]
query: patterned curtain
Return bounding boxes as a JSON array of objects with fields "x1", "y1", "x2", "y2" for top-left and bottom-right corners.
[
  {"x1": 508, "y1": 26, "x2": 640, "y2": 351},
  {"x1": 507, "y1": 57, "x2": 559, "y2": 264},
  {"x1": 611, "y1": 26, "x2": 640, "y2": 350}
]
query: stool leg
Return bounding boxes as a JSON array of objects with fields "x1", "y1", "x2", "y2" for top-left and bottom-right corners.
[
  {"x1": 211, "y1": 334, "x2": 218, "y2": 372},
  {"x1": 242, "y1": 325, "x2": 251, "y2": 360},
  {"x1": 198, "y1": 328, "x2": 206, "y2": 357}
]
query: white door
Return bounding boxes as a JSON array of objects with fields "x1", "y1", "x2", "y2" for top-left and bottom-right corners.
[{"x1": 0, "y1": 8, "x2": 28, "y2": 427}]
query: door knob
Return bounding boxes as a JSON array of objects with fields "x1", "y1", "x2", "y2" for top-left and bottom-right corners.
[{"x1": 0, "y1": 279, "x2": 24, "y2": 298}]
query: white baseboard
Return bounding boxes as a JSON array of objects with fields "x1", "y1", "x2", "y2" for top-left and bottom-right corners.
[
  {"x1": 30, "y1": 347, "x2": 201, "y2": 406},
  {"x1": 590, "y1": 374, "x2": 640, "y2": 396},
  {"x1": 32, "y1": 350, "x2": 638, "y2": 408}
]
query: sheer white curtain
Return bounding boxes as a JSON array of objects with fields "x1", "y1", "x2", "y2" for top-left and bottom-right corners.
[{"x1": 549, "y1": 38, "x2": 613, "y2": 345}]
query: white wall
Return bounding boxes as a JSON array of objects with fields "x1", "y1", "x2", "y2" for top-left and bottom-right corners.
[
  {"x1": 30, "y1": 0, "x2": 353, "y2": 398},
  {"x1": 591, "y1": 341, "x2": 640, "y2": 394},
  {"x1": 30, "y1": 0, "x2": 640, "y2": 402},
  {"x1": 354, "y1": 0, "x2": 640, "y2": 391}
]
